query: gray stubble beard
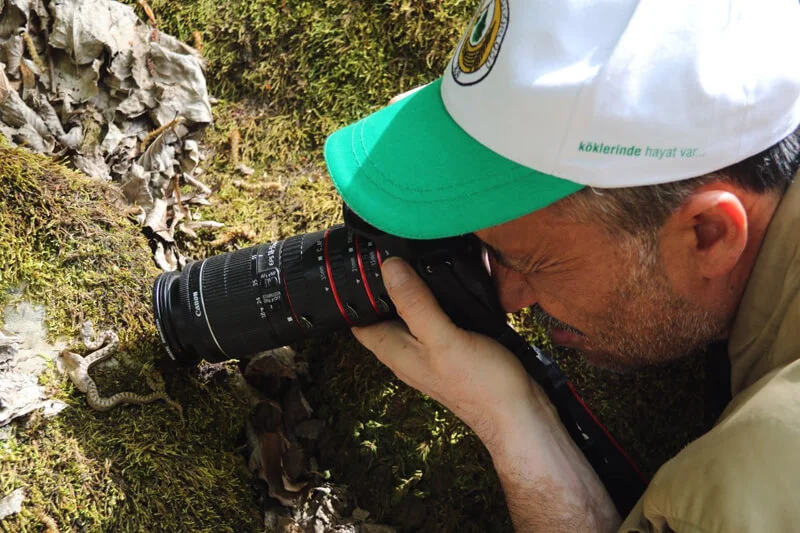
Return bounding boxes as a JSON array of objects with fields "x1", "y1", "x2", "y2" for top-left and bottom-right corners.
[{"x1": 531, "y1": 238, "x2": 728, "y2": 372}]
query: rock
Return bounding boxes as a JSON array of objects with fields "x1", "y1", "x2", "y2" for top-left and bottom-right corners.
[
  {"x1": 0, "y1": 371, "x2": 45, "y2": 426},
  {"x1": 0, "y1": 302, "x2": 68, "y2": 427},
  {"x1": 2, "y1": 302, "x2": 63, "y2": 375},
  {"x1": 0, "y1": 487, "x2": 25, "y2": 520}
]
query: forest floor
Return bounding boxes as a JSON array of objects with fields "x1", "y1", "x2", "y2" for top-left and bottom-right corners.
[{"x1": 0, "y1": 1, "x2": 713, "y2": 531}]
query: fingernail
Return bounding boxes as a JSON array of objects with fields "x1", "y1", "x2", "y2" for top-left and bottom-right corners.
[{"x1": 382, "y1": 257, "x2": 411, "y2": 290}]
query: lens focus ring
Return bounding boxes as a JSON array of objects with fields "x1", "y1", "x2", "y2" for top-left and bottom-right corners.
[{"x1": 201, "y1": 247, "x2": 272, "y2": 357}]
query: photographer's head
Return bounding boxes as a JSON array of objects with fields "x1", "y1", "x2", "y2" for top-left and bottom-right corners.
[
  {"x1": 324, "y1": 0, "x2": 800, "y2": 368},
  {"x1": 476, "y1": 128, "x2": 800, "y2": 369}
]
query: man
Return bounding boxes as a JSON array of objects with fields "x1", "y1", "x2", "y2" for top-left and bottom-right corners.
[{"x1": 323, "y1": 0, "x2": 800, "y2": 531}]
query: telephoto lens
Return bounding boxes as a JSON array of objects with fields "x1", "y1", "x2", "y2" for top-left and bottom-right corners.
[{"x1": 152, "y1": 225, "x2": 395, "y2": 364}]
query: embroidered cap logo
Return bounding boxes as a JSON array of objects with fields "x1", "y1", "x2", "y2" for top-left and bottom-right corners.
[{"x1": 451, "y1": 0, "x2": 509, "y2": 86}]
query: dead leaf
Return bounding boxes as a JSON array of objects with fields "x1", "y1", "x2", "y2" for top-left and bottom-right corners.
[
  {"x1": 72, "y1": 153, "x2": 110, "y2": 180},
  {"x1": 0, "y1": 61, "x2": 10, "y2": 104},
  {"x1": 120, "y1": 163, "x2": 154, "y2": 207},
  {"x1": 0, "y1": 33, "x2": 23, "y2": 77},
  {"x1": 0, "y1": 488, "x2": 24, "y2": 520},
  {"x1": 153, "y1": 240, "x2": 177, "y2": 271},
  {"x1": 143, "y1": 197, "x2": 171, "y2": 240},
  {"x1": 43, "y1": 51, "x2": 101, "y2": 103},
  {"x1": 0, "y1": 1, "x2": 28, "y2": 40},
  {"x1": 148, "y1": 40, "x2": 211, "y2": 125},
  {"x1": 0, "y1": 0, "x2": 218, "y2": 271},
  {"x1": 48, "y1": 0, "x2": 137, "y2": 64}
]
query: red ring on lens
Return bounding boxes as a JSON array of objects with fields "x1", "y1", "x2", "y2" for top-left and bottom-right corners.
[
  {"x1": 282, "y1": 275, "x2": 300, "y2": 326},
  {"x1": 324, "y1": 229, "x2": 352, "y2": 326},
  {"x1": 355, "y1": 236, "x2": 381, "y2": 316}
]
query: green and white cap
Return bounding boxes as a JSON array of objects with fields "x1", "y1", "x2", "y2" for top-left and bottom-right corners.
[{"x1": 324, "y1": 0, "x2": 800, "y2": 239}]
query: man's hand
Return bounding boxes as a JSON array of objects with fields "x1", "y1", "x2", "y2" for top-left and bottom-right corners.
[
  {"x1": 352, "y1": 257, "x2": 620, "y2": 532},
  {"x1": 352, "y1": 257, "x2": 549, "y2": 446}
]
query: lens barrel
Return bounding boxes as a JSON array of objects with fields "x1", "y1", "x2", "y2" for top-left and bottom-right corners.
[{"x1": 152, "y1": 225, "x2": 394, "y2": 364}]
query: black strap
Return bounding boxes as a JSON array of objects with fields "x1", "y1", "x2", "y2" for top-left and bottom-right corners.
[{"x1": 704, "y1": 341, "x2": 732, "y2": 426}]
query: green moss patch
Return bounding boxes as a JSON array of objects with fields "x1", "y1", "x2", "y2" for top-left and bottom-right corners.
[
  {"x1": 143, "y1": 0, "x2": 473, "y2": 160},
  {"x1": 0, "y1": 143, "x2": 259, "y2": 532}
]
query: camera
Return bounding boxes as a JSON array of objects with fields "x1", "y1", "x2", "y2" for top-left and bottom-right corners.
[
  {"x1": 152, "y1": 204, "x2": 504, "y2": 365},
  {"x1": 151, "y1": 202, "x2": 647, "y2": 515}
]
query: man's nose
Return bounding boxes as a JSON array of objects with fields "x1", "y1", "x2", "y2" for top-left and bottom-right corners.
[{"x1": 490, "y1": 262, "x2": 537, "y2": 314}]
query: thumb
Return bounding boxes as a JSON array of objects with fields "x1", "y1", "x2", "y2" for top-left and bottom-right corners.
[{"x1": 382, "y1": 257, "x2": 457, "y2": 345}]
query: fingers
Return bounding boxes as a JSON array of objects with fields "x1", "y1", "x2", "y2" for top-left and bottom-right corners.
[
  {"x1": 380, "y1": 257, "x2": 457, "y2": 347},
  {"x1": 352, "y1": 320, "x2": 416, "y2": 361},
  {"x1": 352, "y1": 320, "x2": 424, "y2": 385}
]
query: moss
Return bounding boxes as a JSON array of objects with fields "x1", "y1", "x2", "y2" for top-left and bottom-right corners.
[
  {"x1": 0, "y1": 144, "x2": 260, "y2": 532},
  {"x1": 140, "y1": 0, "x2": 474, "y2": 161},
  {"x1": 302, "y1": 333, "x2": 512, "y2": 532},
  {"x1": 0, "y1": 137, "x2": 154, "y2": 342}
]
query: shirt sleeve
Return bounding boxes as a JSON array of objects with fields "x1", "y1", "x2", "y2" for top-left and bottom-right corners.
[
  {"x1": 618, "y1": 496, "x2": 655, "y2": 533},
  {"x1": 618, "y1": 363, "x2": 800, "y2": 533}
]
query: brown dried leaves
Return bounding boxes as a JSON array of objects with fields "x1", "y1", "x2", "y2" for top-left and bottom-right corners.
[{"x1": 0, "y1": 0, "x2": 217, "y2": 271}]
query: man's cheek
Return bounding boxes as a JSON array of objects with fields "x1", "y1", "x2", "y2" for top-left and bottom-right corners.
[{"x1": 494, "y1": 273, "x2": 537, "y2": 313}]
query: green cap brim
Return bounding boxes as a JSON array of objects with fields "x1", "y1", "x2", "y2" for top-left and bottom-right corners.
[{"x1": 324, "y1": 79, "x2": 584, "y2": 239}]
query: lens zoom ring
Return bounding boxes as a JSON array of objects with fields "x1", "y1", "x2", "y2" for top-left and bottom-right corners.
[
  {"x1": 201, "y1": 246, "x2": 269, "y2": 356},
  {"x1": 281, "y1": 235, "x2": 304, "y2": 285}
]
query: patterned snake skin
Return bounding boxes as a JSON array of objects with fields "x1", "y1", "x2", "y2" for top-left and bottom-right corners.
[{"x1": 59, "y1": 323, "x2": 183, "y2": 421}]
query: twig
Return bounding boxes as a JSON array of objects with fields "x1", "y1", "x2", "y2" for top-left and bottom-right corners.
[
  {"x1": 210, "y1": 225, "x2": 257, "y2": 249},
  {"x1": 37, "y1": 511, "x2": 59, "y2": 533},
  {"x1": 229, "y1": 128, "x2": 241, "y2": 167},
  {"x1": 19, "y1": 60, "x2": 35, "y2": 90},
  {"x1": 182, "y1": 172, "x2": 212, "y2": 194},
  {"x1": 139, "y1": 116, "x2": 185, "y2": 153},
  {"x1": 192, "y1": 31, "x2": 203, "y2": 53},
  {"x1": 44, "y1": 29, "x2": 55, "y2": 93},
  {"x1": 22, "y1": 32, "x2": 46, "y2": 73},
  {"x1": 137, "y1": 0, "x2": 158, "y2": 27},
  {"x1": 184, "y1": 220, "x2": 224, "y2": 230},
  {"x1": 232, "y1": 180, "x2": 283, "y2": 194}
]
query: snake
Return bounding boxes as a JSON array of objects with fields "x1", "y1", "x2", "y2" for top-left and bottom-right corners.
[{"x1": 59, "y1": 323, "x2": 183, "y2": 421}]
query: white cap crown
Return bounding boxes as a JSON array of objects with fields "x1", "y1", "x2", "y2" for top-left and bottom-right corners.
[{"x1": 442, "y1": 0, "x2": 800, "y2": 187}]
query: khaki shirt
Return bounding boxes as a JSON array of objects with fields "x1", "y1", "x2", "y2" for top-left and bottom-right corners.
[{"x1": 620, "y1": 179, "x2": 800, "y2": 533}]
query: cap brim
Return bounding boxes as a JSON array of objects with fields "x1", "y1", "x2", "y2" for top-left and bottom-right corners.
[{"x1": 324, "y1": 78, "x2": 583, "y2": 239}]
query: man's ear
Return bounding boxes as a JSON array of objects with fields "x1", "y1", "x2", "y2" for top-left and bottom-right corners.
[{"x1": 664, "y1": 190, "x2": 748, "y2": 279}]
